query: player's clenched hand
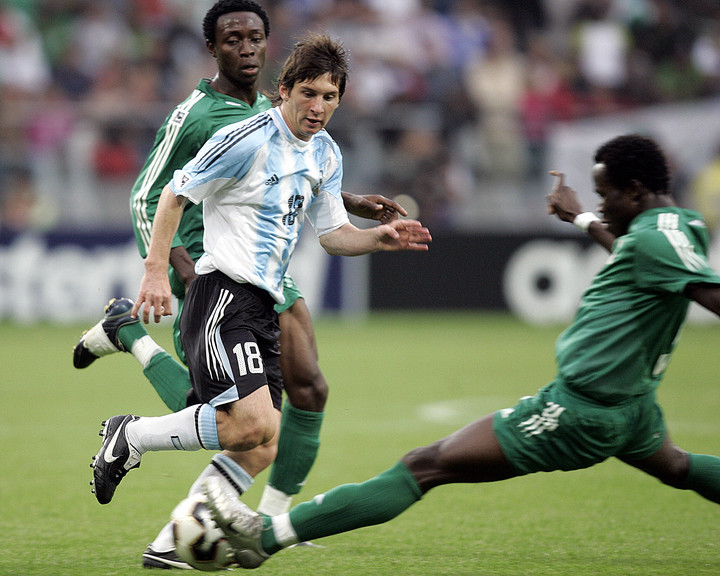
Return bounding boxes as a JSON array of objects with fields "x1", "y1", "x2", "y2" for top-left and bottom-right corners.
[
  {"x1": 547, "y1": 171, "x2": 585, "y2": 223},
  {"x1": 376, "y1": 219, "x2": 431, "y2": 251},
  {"x1": 131, "y1": 265, "x2": 173, "y2": 324}
]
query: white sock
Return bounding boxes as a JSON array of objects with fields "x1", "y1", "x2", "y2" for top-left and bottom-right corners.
[
  {"x1": 257, "y1": 484, "x2": 293, "y2": 516},
  {"x1": 130, "y1": 335, "x2": 163, "y2": 368},
  {"x1": 271, "y1": 514, "x2": 300, "y2": 547},
  {"x1": 149, "y1": 522, "x2": 176, "y2": 553},
  {"x1": 82, "y1": 319, "x2": 119, "y2": 357},
  {"x1": 125, "y1": 404, "x2": 220, "y2": 453},
  {"x1": 190, "y1": 453, "x2": 254, "y2": 496},
  {"x1": 151, "y1": 454, "x2": 254, "y2": 552}
]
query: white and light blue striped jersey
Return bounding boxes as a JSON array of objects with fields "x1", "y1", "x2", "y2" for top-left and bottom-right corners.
[{"x1": 169, "y1": 107, "x2": 348, "y2": 304}]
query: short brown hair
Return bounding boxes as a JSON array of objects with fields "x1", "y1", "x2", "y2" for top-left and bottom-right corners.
[{"x1": 273, "y1": 34, "x2": 350, "y2": 104}]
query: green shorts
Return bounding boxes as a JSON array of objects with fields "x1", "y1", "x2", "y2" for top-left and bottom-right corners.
[
  {"x1": 273, "y1": 275, "x2": 303, "y2": 314},
  {"x1": 493, "y1": 379, "x2": 666, "y2": 475}
]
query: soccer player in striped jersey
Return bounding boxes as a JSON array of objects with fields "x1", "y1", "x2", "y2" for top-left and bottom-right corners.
[
  {"x1": 89, "y1": 29, "x2": 431, "y2": 564},
  {"x1": 202, "y1": 134, "x2": 720, "y2": 568},
  {"x1": 75, "y1": 1, "x2": 406, "y2": 568}
]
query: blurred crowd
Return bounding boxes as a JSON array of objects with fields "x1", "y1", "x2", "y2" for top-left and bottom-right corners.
[{"x1": 2, "y1": 0, "x2": 720, "y2": 233}]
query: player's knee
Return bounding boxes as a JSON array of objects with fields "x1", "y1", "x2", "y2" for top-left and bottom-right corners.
[
  {"x1": 222, "y1": 420, "x2": 278, "y2": 452},
  {"x1": 646, "y1": 450, "x2": 691, "y2": 489},
  {"x1": 659, "y1": 455, "x2": 691, "y2": 488},
  {"x1": 403, "y1": 445, "x2": 434, "y2": 470},
  {"x1": 400, "y1": 444, "x2": 448, "y2": 492},
  {"x1": 252, "y1": 442, "x2": 278, "y2": 471}
]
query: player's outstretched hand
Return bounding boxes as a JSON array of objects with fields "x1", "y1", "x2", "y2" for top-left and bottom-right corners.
[
  {"x1": 348, "y1": 194, "x2": 408, "y2": 223},
  {"x1": 546, "y1": 171, "x2": 585, "y2": 223},
  {"x1": 376, "y1": 219, "x2": 431, "y2": 251},
  {"x1": 131, "y1": 266, "x2": 173, "y2": 324}
]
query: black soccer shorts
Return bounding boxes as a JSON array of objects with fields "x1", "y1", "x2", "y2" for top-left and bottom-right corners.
[{"x1": 180, "y1": 271, "x2": 283, "y2": 410}]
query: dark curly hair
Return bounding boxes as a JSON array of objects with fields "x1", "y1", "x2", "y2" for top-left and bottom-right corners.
[
  {"x1": 594, "y1": 134, "x2": 671, "y2": 194},
  {"x1": 202, "y1": 0, "x2": 270, "y2": 44}
]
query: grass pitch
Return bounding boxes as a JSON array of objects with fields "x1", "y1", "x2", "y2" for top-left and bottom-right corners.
[{"x1": 1, "y1": 312, "x2": 719, "y2": 575}]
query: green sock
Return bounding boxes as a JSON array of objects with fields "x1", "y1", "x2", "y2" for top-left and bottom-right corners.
[
  {"x1": 143, "y1": 351, "x2": 192, "y2": 412},
  {"x1": 683, "y1": 453, "x2": 720, "y2": 503},
  {"x1": 117, "y1": 321, "x2": 149, "y2": 351},
  {"x1": 262, "y1": 461, "x2": 422, "y2": 553},
  {"x1": 267, "y1": 403, "x2": 324, "y2": 495}
]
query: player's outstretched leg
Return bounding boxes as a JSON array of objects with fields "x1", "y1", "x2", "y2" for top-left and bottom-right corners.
[
  {"x1": 73, "y1": 298, "x2": 139, "y2": 368},
  {"x1": 91, "y1": 414, "x2": 142, "y2": 504},
  {"x1": 204, "y1": 477, "x2": 268, "y2": 569},
  {"x1": 207, "y1": 461, "x2": 423, "y2": 565}
]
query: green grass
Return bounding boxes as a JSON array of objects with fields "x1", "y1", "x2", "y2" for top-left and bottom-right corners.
[{"x1": 1, "y1": 312, "x2": 719, "y2": 575}]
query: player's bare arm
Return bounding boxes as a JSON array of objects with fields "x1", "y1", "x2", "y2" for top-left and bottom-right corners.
[
  {"x1": 547, "y1": 170, "x2": 616, "y2": 253},
  {"x1": 132, "y1": 186, "x2": 187, "y2": 323},
  {"x1": 341, "y1": 192, "x2": 408, "y2": 223},
  {"x1": 685, "y1": 283, "x2": 720, "y2": 316},
  {"x1": 169, "y1": 246, "x2": 198, "y2": 289},
  {"x1": 319, "y1": 220, "x2": 431, "y2": 256}
]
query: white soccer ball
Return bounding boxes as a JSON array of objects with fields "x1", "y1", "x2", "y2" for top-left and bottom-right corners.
[{"x1": 171, "y1": 494, "x2": 235, "y2": 571}]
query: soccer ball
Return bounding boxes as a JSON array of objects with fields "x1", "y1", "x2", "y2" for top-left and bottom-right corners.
[{"x1": 171, "y1": 494, "x2": 235, "y2": 571}]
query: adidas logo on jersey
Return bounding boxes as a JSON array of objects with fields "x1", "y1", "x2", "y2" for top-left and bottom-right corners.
[{"x1": 265, "y1": 174, "x2": 279, "y2": 186}]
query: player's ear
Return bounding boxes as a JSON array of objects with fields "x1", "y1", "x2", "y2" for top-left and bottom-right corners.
[
  {"x1": 206, "y1": 40, "x2": 217, "y2": 58},
  {"x1": 627, "y1": 179, "x2": 647, "y2": 204},
  {"x1": 279, "y1": 84, "x2": 289, "y2": 102}
]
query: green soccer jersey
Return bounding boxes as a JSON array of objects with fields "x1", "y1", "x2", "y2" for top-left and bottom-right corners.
[
  {"x1": 555, "y1": 207, "x2": 720, "y2": 404},
  {"x1": 130, "y1": 79, "x2": 271, "y2": 296}
]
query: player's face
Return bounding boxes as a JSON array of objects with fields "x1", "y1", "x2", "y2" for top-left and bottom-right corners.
[
  {"x1": 593, "y1": 163, "x2": 638, "y2": 237},
  {"x1": 209, "y1": 11, "x2": 267, "y2": 88},
  {"x1": 279, "y1": 74, "x2": 341, "y2": 141}
]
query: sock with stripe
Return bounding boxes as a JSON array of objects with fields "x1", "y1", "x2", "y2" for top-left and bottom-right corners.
[
  {"x1": 116, "y1": 322, "x2": 192, "y2": 413},
  {"x1": 261, "y1": 461, "x2": 422, "y2": 553},
  {"x1": 151, "y1": 453, "x2": 254, "y2": 552},
  {"x1": 258, "y1": 403, "x2": 324, "y2": 515},
  {"x1": 142, "y1": 351, "x2": 192, "y2": 412},
  {"x1": 125, "y1": 404, "x2": 221, "y2": 454},
  {"x1": 117, "y1": 321, "x2": 150, "y2": 353}
]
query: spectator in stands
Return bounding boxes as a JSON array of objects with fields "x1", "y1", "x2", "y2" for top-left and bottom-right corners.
[{"x1": 463, "y1": 13, "x2": 527, "y2": 179}]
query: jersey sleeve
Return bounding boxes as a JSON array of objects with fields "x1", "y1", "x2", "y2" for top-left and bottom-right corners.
[
  {"x1": 169, "y1": 122, "x2": 259, "y2": 204},
  {"x1": 634, "y1": 228, "x2": 720, "y2": 293},
  {"x1": 305, "y1": 141, "x2": 349, "y2": 236},
  {"x1": 131, "y1": 106, "x2": 208, "y2": 257}
]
